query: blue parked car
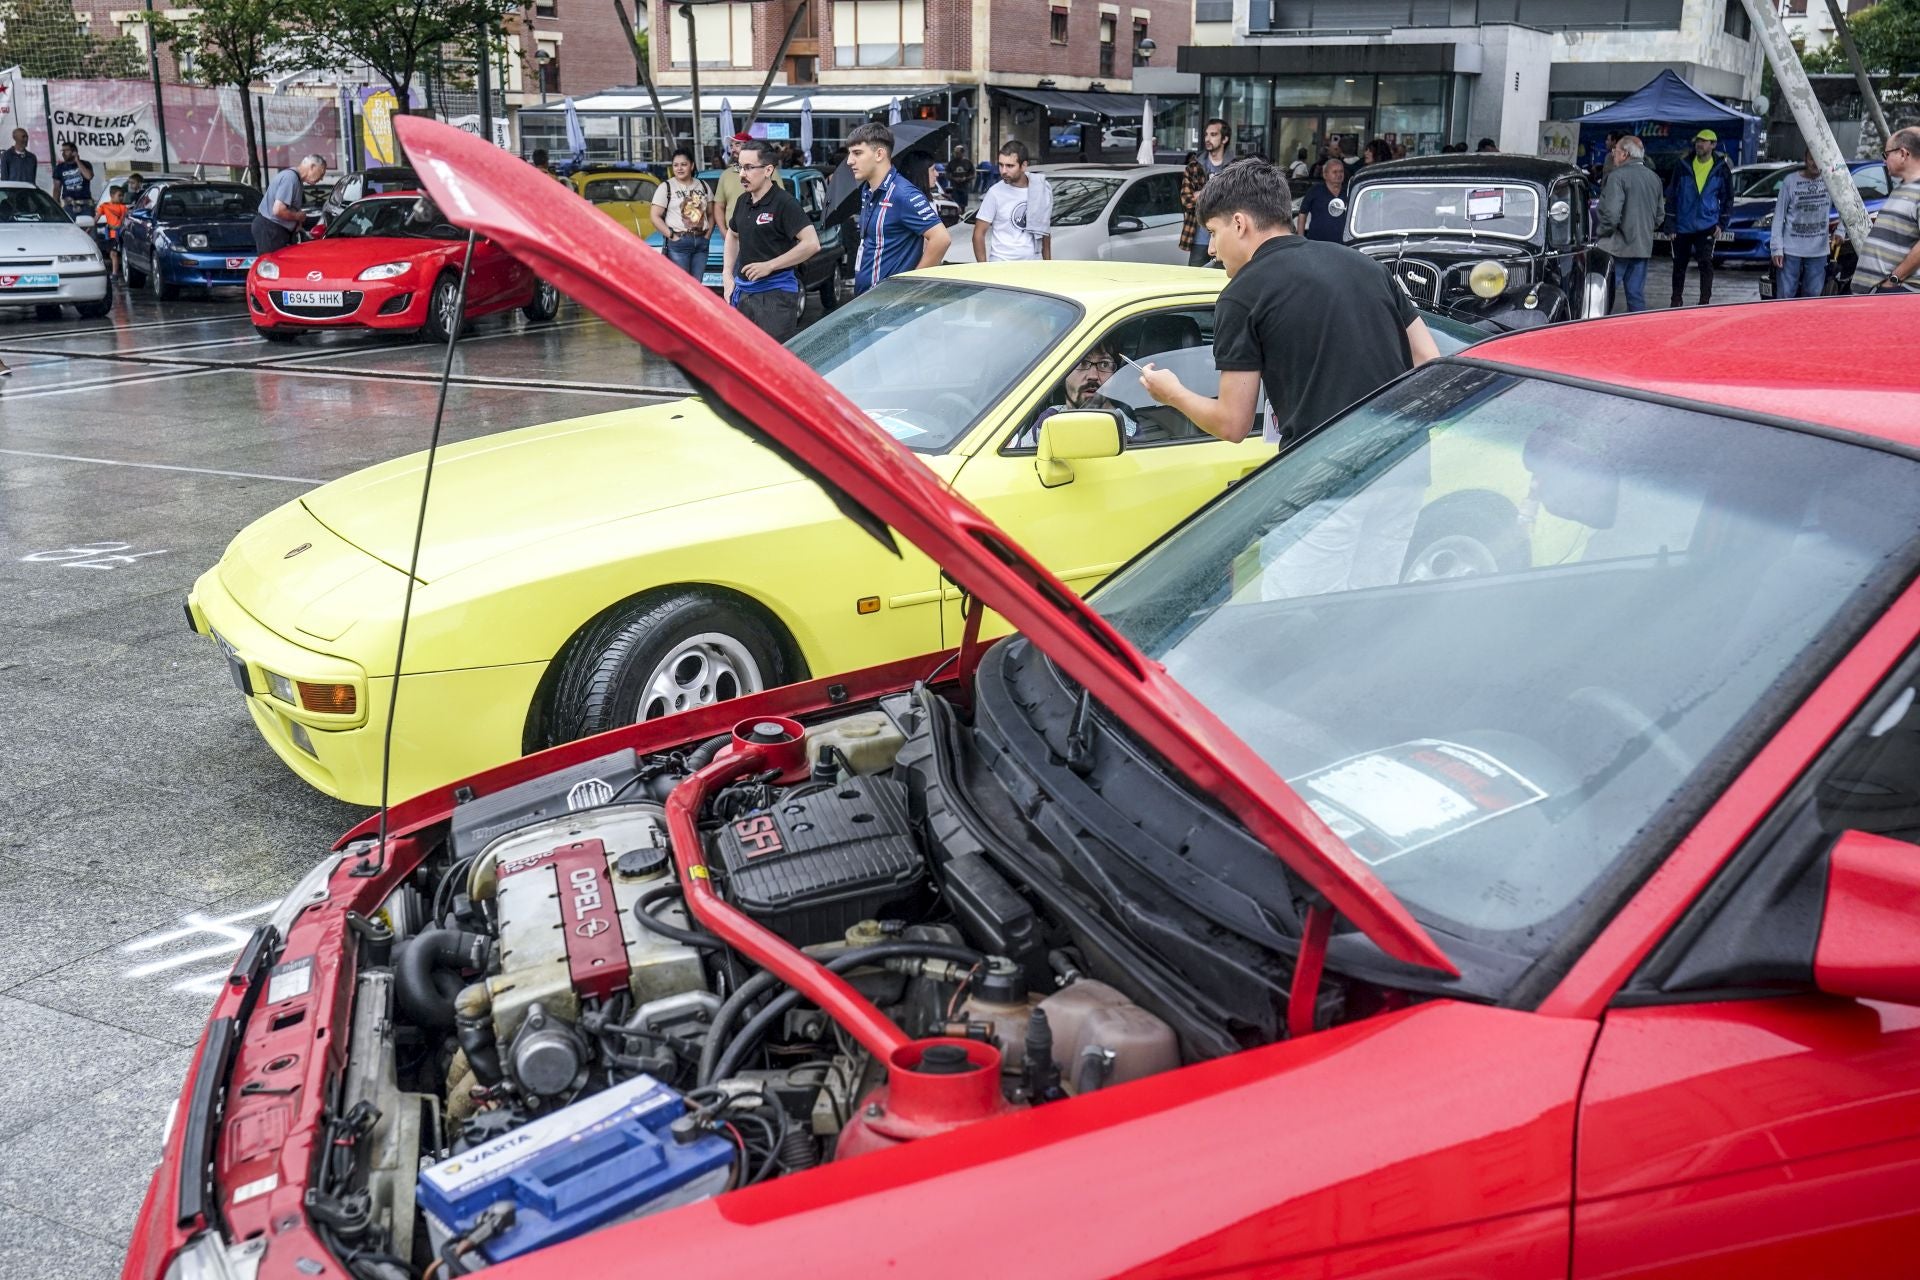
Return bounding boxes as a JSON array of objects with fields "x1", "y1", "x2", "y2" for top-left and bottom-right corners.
[
  {"x1": 642, "y1": 167, "x2": 846, "y2": 308},
  {"x1": 1715, "y1": 158, "x2": 1892, "y2": 266},
  {"x1": 120, "y1": 181, "x2": 262, "y2": 299}
]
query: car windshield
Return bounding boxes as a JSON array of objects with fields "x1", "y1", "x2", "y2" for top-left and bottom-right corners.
[
  {"x1": 1046, "y1": 177, "x2": 1123, "y2": 227},
  {"x1": 0, "y1": 185, "x2": 68, "y2": 223},
  {"x1": 1349, "y1": 182, "x2": 1539, "y2": 240},
  {"x1": 328, "y1": 198, "x2": 464, "y2": 240},
  {"x1": 1738, "y1": 165, "x2": 1871, "y2": 199},
  {"x1": 158, "y1": 185, "x2": 259, "y2": 220},
  {"x1": 1090, "y1": 363, "x2": 1920, "y2": 964},
  {"x1": 784, "y1": 278, "x2": 1079, "y2": 452}
]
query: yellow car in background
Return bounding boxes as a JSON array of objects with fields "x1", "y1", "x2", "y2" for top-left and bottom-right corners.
[
  {"x1": 568, "y1": 166, "x2": 661, "y2": 239},
  {"x1": 185, "y1": 263, "x2": 1490, "y2": 804}
]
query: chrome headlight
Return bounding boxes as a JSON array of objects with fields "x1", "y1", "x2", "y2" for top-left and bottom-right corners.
[
  {"x1": 1469, "y1": 259, "x2": 1510, "y2": 299},
  {"x1": 1755, "y1": 213, "x2": 1773, "y2": 229},
  {"x1": 56, "y1": 251, "x2": 98, "y2": 263},
  {"x1": 266, "y1": 853, "x2": 344, "y2": 938},
  {"x1": 187, "y1": 233, "x2": 209, "y2": 249},
  {"x1": 256, "y1": 259, "x2": 280, "y2": 279},
  {"x1": 356, "y1": 261, "x2": 410, "y2": 281}
]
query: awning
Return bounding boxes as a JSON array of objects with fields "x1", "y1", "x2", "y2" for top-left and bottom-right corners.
[
  {"x1": 1575, "y1": 69, "x2": 1755, "y2": 130},
  {"x1": 990, "y1": 86, "x2": 1166, "y2": 121}
]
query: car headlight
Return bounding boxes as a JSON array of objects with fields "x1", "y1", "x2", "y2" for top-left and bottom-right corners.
[
  {"x1": 266, "y1": 671, "x2": 295, "y2": 704},
  {"x1": 187, "y1": 233, "x2": 209, "y2": 249},
  {"x1": 56, "y1": 252, "x2": 98, "y2": 263},
  {"x1": 357, "y1": 261, "x2": 410, "y2": 281},
  {"x1": 266, "y1": 853, "x2": 345, "y2": 938},
  {"x1": 163, "y1": 1232, "x2": 255, "y2": 1280},
  {"x1": 1755, "y1": 213, "x2": 1773, "y2": 229},
  {"x1": 256, "y1": 259, "x2": 280, "y2": 279},
  {"x1": 1469, "y1": 259, "x2": 1510, "y2": 299}
]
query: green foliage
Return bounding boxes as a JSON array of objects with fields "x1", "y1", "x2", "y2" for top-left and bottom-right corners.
[
  {"x1": 0, "y1": 0, "x2": 144, "y2": 78},
  {"x1": 1804, "y1": 0, "x2": 1920, "y2": 84},
  {"x1": 282, "y1": 0, "x2": 520, "y2": 112},
  {"x1": 144, "y1": 0, "x2": 283, "y2": 90}
]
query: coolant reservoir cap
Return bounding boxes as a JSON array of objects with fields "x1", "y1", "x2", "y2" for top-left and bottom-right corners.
[
  {"x1": 915, "y1": 1043, "x2": 977, "y2": 1076},
  {"x1": 746, "y1": 721, "x2": 793, "y2": 744},
  {"x1": 614, "y1": 845, "x2": 670, "y2": 880}
]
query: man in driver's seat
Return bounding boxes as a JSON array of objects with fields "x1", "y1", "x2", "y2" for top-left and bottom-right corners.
[{"x1": 1013, "y1": 342, "x2": 1130, "y2": 449}]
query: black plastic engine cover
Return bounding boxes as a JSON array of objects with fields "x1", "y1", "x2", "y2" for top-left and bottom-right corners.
[
  {"x1": 711, "y1": 774, "x2": 927, "y2": 945},
  {"x1": 451, "y1": 748, "x2": 641, "y2": 858}
]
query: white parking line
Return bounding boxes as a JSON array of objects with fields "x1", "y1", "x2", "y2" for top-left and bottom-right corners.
[
  {"x1": 0, "y1": 367, "x2": 220, "y2": 399},
  {"x1": 0, "y1": 448, "x2": 323, "y2": 484},
  {"x1": 122, "y1": 901, "x2": 279, "y2": 995}
]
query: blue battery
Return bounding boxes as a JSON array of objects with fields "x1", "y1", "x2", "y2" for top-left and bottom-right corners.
[{"x1": 417, "y1": 1074, "x2": 733, "y2": 1263}]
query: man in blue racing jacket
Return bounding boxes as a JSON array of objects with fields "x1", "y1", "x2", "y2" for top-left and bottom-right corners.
[
  {"x1": 847, "y1": 123, "x2": 950, "y2": 296},
  {"x1": 1664, "y1": 128, "x2": 1736, "y2": 308}
]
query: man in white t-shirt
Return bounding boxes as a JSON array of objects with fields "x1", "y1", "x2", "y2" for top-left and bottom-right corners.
[{"x1": 972, "y1": 140, "x2": 1052, "y2": 263}]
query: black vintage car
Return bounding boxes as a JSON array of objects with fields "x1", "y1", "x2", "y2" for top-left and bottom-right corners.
[{"x1": 1341, "y1": 154, "x2": 1610, "y2": 329}]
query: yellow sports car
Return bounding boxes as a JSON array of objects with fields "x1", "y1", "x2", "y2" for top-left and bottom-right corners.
[
  {"x1": 568, "y1": 167, "x2": 662, "y2": 239},
  {"x1": 186, "y1": 262, "x2": 1486, "y2": 804}
]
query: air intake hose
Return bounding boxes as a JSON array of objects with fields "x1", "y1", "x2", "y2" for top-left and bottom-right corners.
[{"x1": 396, "y1": 928, "x2": 490, "y2": 1030}]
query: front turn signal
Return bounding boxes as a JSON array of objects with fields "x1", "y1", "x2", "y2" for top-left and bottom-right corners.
[{"x1": 297, "y1": 681, "x2": 358, "y2": 715}]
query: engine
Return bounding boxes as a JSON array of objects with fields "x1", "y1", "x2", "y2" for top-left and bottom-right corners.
[{"x1": 328, "y1": 700, "x2": 1189, "y2": 1278}]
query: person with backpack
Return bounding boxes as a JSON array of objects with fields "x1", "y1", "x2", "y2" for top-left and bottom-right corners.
[
  {"x1": 1663, "y1": 129, "x2": 1736, "y2": 308},
  {"x1": 651, "y1": 147, "x2": 713, "y2": 280}
]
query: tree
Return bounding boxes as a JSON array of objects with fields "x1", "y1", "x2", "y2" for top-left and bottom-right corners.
[
  {"x1": 145, "y1": 0, "x2": 284, "y2": 184},
  {"x1": 283, "y1": 0, "x2": 519, "y2": 155},
  {"x1": 1804, "y1": 0, "x2": 1920, "y2": 90},
  {"x1": 0, "y1": 0, "x2": 144, "y2": 78}
]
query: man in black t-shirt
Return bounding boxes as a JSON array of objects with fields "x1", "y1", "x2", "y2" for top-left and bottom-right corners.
[
  {"x1": 722, "y1": 138, "x2": 819, "y2": 342},
  {"x1": 1138, "y1": 159, "x2": 1438, "y2": 447}
]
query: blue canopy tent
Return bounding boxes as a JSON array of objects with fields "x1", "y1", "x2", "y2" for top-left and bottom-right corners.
[{"x1": 1576, "y1": 70, "x2": 1759, "y2": 175}]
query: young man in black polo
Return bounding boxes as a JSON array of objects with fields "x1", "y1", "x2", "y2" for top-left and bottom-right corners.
[
  {"x1": 722, "y1": 138, "x2": 820, "y2": 341},
  {"x1": 1138, "y1": 159, "x2": 1438, "y2": 448}
]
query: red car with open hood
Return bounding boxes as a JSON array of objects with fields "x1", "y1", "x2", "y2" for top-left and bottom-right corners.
[
  {"x1": 246, "y1": 192, "x2": 560, "y2": 343},
  {"x1": 127, "y1": 118, "x2": 1920, "y2": 1280}
]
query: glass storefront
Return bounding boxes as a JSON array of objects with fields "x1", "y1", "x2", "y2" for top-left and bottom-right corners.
[{"x1": 1203, "y1": 71, "x2": 1461, "y2": 163}]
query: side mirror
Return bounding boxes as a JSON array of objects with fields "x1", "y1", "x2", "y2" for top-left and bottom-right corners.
[
  {"x1": 1036, "y1": 410, "x2": 1122, "y2": 488},
  {"x1": 73, "y1": 214, "x2": 95, "y2": 229},
  {"x1": 1815, "y1": 829, "x2": 1920, "y2": 1005},
  {"x1": 1111, "y1": 215, "x2": 1145, "y2": 234}
]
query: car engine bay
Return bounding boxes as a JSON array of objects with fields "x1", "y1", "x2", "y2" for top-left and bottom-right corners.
[{"x1": 302, "y1": 654, "x2": 1404, "y2": 1278}]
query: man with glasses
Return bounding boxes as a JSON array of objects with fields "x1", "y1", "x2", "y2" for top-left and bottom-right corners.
[
  {"x1": 722, "y1": 138, "x2": 819, "y2": 341},
  {"x1": 1853, "y1": 127, "x2": 1920, "y2": 294},
  {"x1": 1014, "y1": 342, "x2": 1128, "y2": 448}
]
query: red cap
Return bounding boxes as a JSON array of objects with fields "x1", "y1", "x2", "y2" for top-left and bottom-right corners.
[{"x1": 732, "y1": 131, "x2": 754, "y2": 142}]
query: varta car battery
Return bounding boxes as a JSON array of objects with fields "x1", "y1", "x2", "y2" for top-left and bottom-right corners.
[{"x1": 416, "y1": 1074, "x2": 732, "y2": 1263}]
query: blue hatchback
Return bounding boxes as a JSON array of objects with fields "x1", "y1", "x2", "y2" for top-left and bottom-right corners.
[
  {"x1": 1715, "y1": 159, "x2": 1893, "y2": 265},
  {"x1": 120, "y1": 181, "x2": 262, "y2": 299}
]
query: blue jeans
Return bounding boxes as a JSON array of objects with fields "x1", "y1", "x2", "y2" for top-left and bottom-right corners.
[
  {"x1": 662, "y1": 233, "x2": 707, "y2": 279},
  {"x1": 1775, "y1": 253, "x2": 1827, "y2": 299},
  {"x1": 1612, "y1": 257, "x2": 1649, "y2": 313}
]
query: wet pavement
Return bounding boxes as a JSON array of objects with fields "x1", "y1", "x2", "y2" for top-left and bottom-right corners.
[{"x1": 0, "y1": 285, "x2": 708, "y2": 1279}]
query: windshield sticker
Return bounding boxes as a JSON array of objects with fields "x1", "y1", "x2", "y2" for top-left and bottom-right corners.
[
  {"x1": 1466, "y1": 189, "x2": 1505, "y2": 222},
  {"x1": 1293, "y1": 740, "x2": 1545, "y2": 866},
  {"x1": 868, "y1": 412, "x2": 927, "y2": 441}
]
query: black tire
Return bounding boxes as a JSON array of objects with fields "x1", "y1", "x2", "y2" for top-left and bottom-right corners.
[
  {"x1": 122, "y1": 253, "x2": 147, "y2": 288},
  {"x1": 33, "y1": 304, "x2": 62, "y2": 320},
  {"x1": 521, "y1": 278, "x2": 560, "y2": 323},
  {"x1": 75, "y1": 279, "x2": 112, "y2": 320},
  {"x1": 1401, "y1": 494, "x2": 1529, "y2": 582},
  {"x1": 543, "y1": 590, "x2": 792, "y2": 746},
  {"x1": 424, "y1": 272, "x2": 463, "y2": 344},
  {"x1": 151, "y1": 263, "x2": 179, "y2": 301}
]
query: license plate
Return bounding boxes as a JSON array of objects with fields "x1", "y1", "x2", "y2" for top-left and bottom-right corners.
[
  {"x1": 213, "y1": 633, "x2": 253, "y2": 696},
  {"x1": 1715, "y1": 230, "x2": 1734, "y2": 242},
  {"x1": 227, "y1": 257, "x2": 254, "y2": 270},
  {"x1": 0, "y1": 273, "x2": 57, "y2": 288},
  {"x1": 284, "y1": 289, "x2": 343, "y2": 306},
  {"x1": 701, "y1": 271, "x2": 722, "y2": 288}
]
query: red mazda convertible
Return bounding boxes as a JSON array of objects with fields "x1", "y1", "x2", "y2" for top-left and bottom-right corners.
[
  {"x1": 128, "y1": 119, "x2": 1920, "y2": 1280},
  {"x1": 247, "y1": 192, "x2": 560, "y2": 343}
]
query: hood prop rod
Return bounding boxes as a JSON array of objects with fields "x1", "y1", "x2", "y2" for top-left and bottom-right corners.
[
  {"x1": 666, "y1": 746, "x2": 914, "y2": 1063},
  {"x1": 1287, "y1": 900, "x2": 1334, "y2": 1039}
]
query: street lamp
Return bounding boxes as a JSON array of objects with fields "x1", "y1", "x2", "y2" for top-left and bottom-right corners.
[
  {"x1": 1135, "y1": 35, "x2": 1156, "y2": 65},
  {"x1": 537, "y1": 47, "x2": 553, "y2": 106}
]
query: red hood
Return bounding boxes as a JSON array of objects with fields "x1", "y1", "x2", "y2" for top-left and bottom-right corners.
[{"x1": 394, "y1": 116, "x2": 1453, "y2": 976}]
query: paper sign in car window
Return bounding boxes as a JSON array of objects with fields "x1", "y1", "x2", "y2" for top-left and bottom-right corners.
[
  {"x1": 1466, "y1": 189, "x2": 1505, "y2": 222},
  {"x1": 1293, "y1": 739, "x2": 1546, "y2": 866}
]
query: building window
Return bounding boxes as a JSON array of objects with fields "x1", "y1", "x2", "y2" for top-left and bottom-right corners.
[
  {"x1": 1722, "y1": 1, "x2": 1751, "y2": 39},
  {"x1": 832, "y1": 0, "x2": 925, "y2": 68},
  {"x1": 1050, "y1": 5, "x2": 1069, "y2": 43},
  {"x1": 534, "y1": 0, "x2": 556, "y2": 16},
  {"x1": 672, "y1": 1, "x2": 754, "y2": 68},
  {"x1": 1099, "y1": 14, "x2": 1115, "y2": 77},
  {"x1": 1132, "y1": 18, "x2": 1148, "y2": 64}
]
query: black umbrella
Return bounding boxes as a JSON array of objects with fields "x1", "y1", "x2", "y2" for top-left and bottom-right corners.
[{"x1": 823, "y1": 119, "x2": 956, "y2": 226}]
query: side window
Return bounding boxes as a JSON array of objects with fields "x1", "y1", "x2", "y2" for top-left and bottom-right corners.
[
  {"x1": 1004, "y1": 307, "x2": 1221, "y2": 452},
  {"x1": 1112, "y1": 173, "x2": 1182, "y2": 227},
  {"x1": 1855, "y1": 164, "x2": 1890, "y2": 201},
  {"x1": 799, "y1": 177, "x2": 824, "y2": 221}
]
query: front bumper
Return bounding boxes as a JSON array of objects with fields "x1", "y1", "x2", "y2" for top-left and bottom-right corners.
[
  {"x1": 0, "y1": 265, "x2": 109, "y2": 306},
  {"x1": 1713, "y1": 227, "x2": 1770, "y2": 263},
  {"x1": 161, "y1": 250, "x2": 257, "y2": 288},
  {"x1": 246, "y1": 273, "x2": 429, "y2": 331},
  {"x1": 187, "y1": 567, "x2": 545, "y2": 804}
]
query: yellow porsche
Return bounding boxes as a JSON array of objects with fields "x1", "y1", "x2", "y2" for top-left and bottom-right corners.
[
  {"x1": 568, "y1": 167, "x2": 662, "y2": 239},
  {"x1": 187, "y1": 262, "x2": 1482, "y2": 804}
]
